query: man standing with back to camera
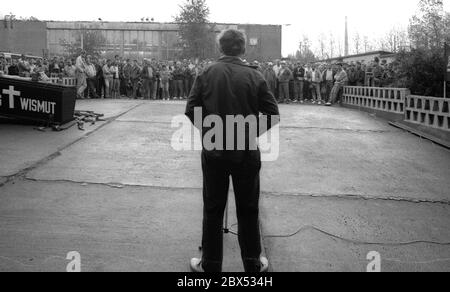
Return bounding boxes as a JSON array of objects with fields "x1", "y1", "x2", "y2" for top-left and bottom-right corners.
[{"x1": 185, "y1": 29, "x2": 280, "y2": 273}]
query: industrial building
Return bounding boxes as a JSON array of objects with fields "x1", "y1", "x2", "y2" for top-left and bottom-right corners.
[
  {"x1": 316, "y1": 51, "x2": 397, "y2": 65},
  {"x1": 1, "y1": 20, "x2": 282, "y2": 61}
]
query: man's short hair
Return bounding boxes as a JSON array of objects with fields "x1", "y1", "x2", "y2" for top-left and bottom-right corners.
[{"x1": 217, "y1": 29, "x2": 246, "y2": 57}]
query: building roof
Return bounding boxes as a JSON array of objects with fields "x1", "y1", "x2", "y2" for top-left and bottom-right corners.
[
  {"x1": 317, "y1": 51, "x2": 395, "y2": 63},
  {"x1": 43, "y1": 20, "x2": 280, "y2": 31}
]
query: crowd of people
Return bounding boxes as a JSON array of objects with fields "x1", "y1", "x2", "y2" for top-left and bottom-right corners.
[
  {"x1": 72, "y1": 51, "x2": 214, "y2": 100},
  {"x1": 0, "y1": 52, "x2": 211, "y2": 100},
  {"x1": 0, "y1": 51, "x2": 402, "y2": 106},
  {"x1": 256, "y1": 57, "x2": 402, "y2": 106}
]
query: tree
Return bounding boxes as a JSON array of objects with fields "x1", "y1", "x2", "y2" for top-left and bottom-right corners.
[
  {"x1": 60, "y1": 30, "x2": 107, "y2": 58},
  {"x1": 329, "y1": 33, "x2": 335, "y2": 58},
  {"x1": 408, "y1": 0, "x2": 449, "y2": 49},
  {"x1": 317, "y1": 33, "x2": 328, "y2": 59},
  {"x1": 381, "y1": 27, "x2": 409, "y2": 52},
  {"x1": 18, "y1": 16, "x2": 40, "y2": 21},
  {"x1": 396, "y1": 48, "x2": 446, "y2": 96},
  {"x1": 174, "y1": 0, "x2": 217, "y2": 59},
  {"x1": 337, "y1": 39, "x2": 343, "y2": 57},
  {"x1": 295, "y1": 36, "x2": 317, "y2": 64},
  {"x1": 389, "y1": 0, "x2": 450, "y2": 97},
  {"x1": 353, "y1": 32, "x2": 361, "y2": 54},
  {"x1": 362, "y1": 35, "x2": 375, "y2": 53},
  {"x1": 382, "y1": 28, "x2": 409, "y2": 53}
]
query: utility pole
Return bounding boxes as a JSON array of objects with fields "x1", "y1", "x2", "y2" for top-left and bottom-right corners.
[
  {"x1": 345, "y1": 16, "x2": 349, "y2": 56},
  {"x1": 79, "y1": 23, "x2": 85, "y2": 51}
]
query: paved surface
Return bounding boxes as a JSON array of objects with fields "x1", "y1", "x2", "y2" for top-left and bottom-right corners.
[
  {"x1": 0, "y1": 100, "x2": 142, "y2": 178},
  {"x1": 0, "y1": 100, "x2": 449, "y2": 272}
]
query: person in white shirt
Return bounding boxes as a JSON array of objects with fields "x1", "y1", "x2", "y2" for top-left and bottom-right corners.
[
  {"x1": 277, "y1": 61, "x2": 293, "y2": 103},
  {"x1": 272, "y1": 60, "x2": 281, "y2": 76},
  {"x1": 110, "y1": 62, "x2": 120, "y2": 99},
  {"x1": 324, "y1": 64, "x2": 334, "y2": 103},
  {"x1": 29, "y1": 59, "x2": 37, "y2": 75},
  {"x1": 75, "y1": 50, "x2": 87, "y2": 98},
  {"x1": 311, "y1": 65, "x2": 323, "y2": 104},
  {"x1": 327, "y1": 63, "x2": 348, "y2": 106},
  {"x1": 103, "y1": 59, "x2": 113, "y2": 98},
  {"x1": 272, "y1": 60, "x2": 282, "y2": 100},
  {"x1": 188, "y1": 61, "x2": 195, "y2": 71},
  {"x1": 64, "y1": 59, "x2": 77, "y2": 77}
]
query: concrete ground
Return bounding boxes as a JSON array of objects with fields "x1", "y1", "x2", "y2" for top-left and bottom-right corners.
[{"x1": 0, "y1": 99, "x2": 449, "y2": 272}]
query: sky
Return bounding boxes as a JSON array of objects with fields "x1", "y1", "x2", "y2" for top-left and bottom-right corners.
[{"x1": 1, "y1": 0, "x2": 449, "y2": 56}]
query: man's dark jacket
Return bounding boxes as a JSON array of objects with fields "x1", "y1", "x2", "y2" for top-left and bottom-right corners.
[
  {"x1": 293, "y1": 66, "x2": 305, "y2": 79},
  {"x1": 141, "y1": 65, "x2": 155, "y2": 80},
  {"x1": 185, "y1": 56, "x2": 280, "y2": 162}
]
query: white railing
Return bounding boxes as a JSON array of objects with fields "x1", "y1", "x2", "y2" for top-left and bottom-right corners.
[
  {"x1": 49, "y1": 77, "x2": 77, "y2": 87},
  {"x1": 49, "y1": 77, "x2": 59, "y2": 84},
  {"x1": 405, "y1": 95, "x2": 450, "y2": 132},
  {"x1": 343, "y1": 86, "x2": 410, "y2": 114},
  {"x1": 62, "y1": 77, "x2": 77, "y2": 87}
]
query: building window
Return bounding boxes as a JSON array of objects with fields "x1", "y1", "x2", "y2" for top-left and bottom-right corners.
[
  {"x1": 144, "y1": 31, "x2": 153, "y2": 46},
  {"x1": 124, "y1": 31, "x2": 131, "y2": 45},
  {"x1": 153, "y1": 31, "x2": 160, "y2": 46},
  {"x1": 130, "y1": 31, "x2": 138, "y2": 44},
  {"x1": 137, "y1": 30, "x2": 145, "y2": 46}
]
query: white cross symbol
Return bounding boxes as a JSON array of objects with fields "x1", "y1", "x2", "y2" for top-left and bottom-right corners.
[{"x1": 1, "y1": 86, "x2": 21, "y2": 109}]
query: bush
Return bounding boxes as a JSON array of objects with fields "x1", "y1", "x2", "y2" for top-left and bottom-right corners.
[{"x1": 396, "y1": 48, "x2": 447, "y2": 97}]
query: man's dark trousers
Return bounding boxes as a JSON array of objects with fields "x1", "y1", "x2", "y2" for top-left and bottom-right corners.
[{"x1": 201, "y1": 150, "x2": 262, "y2": 273}]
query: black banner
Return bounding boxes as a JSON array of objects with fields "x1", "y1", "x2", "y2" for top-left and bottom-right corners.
[{"x1": 0, "y1": 76, "x2": 76, "y2": 124}]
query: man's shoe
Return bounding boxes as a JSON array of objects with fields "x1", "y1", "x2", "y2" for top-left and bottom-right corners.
[
  {"x1": 190, "y1": 258, "x2": 205, "y2": 273},
  {"x1": 190, "y1": 257, "x2": 268, "y2": 272},
  {"x1": 260, "y1": 257, "x2": 269, "y2": 273}
]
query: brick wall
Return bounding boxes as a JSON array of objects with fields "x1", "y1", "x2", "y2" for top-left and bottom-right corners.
[
  {"x1": 0, "y1": 21, "x2": 47, "y2": 56},
  {"x1": 237, "y1": 24, "x2": 282, "y2": 61}
]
